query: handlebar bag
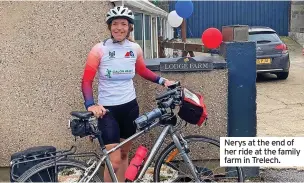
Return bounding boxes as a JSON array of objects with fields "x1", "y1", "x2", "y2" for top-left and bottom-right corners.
[{"x1": 178, "y1": 87, "x2": 208, "y2": 126}]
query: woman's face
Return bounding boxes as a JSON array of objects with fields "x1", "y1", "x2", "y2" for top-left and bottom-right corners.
[{"x1": 111, "y1": 19, "x2": 129, "y2": 41}]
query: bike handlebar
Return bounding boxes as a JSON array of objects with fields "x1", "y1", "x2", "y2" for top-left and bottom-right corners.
[
  {"x1": 155, "y1": 89, "x2": 177, "y2": 100},
  {"x1": 161, "y1": 98, "x2": 174, "y2": 108},
  {"x1": 134, "y1": 108, "x2": 163, "y2": 128},
  {"x1": 134, "y1": 81, "x2": 182, "y2": 129},
  {"x1": 155, "y1": 81, "x2": 181, "y2": 100}
]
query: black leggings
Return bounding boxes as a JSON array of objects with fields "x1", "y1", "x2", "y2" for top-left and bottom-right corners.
[{"x1": 98, "y1": 98, "x2": 139, "y2": 145}]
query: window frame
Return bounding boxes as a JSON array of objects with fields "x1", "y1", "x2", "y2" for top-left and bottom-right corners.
[
  {"x1": 132, "y1": 12, "x2": 144, "y2": 52},
  {"x1": 131, "y1": 10, "x2": 172, "y2": 59}
]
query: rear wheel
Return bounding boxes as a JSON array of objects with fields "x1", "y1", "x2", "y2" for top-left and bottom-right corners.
[
  {"x1": 153, "y1": 135, "x2": 244, "y2": 182},
  {"x1": 276, "y1": 71, "x2": 289, "y2": 80},
  {"x1": 16, "y1": 159, "x2": 102, "y2": 182}
]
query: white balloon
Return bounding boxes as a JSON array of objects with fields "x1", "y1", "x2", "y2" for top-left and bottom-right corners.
[{"x1": 168, "y1": 10, "x2": 183, "y2": 28}]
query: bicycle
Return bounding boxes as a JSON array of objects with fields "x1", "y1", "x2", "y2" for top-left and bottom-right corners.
[{"x1": 10, "y1": 81, "x2": 244, "y2": 182}]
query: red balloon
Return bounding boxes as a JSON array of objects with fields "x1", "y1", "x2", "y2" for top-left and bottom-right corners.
[{"x1": 202, "y1": 28, "x2": 223, "y2": 49}]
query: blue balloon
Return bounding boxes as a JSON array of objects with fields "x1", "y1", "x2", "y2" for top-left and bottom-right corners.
[{"x1": 175, "y1": 0, "x2": 194, "y2": 19}]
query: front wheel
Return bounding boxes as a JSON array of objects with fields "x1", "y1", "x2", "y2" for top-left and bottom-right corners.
[{"x1": 153, "y1": 135, "x2": 244, "y2": 182}]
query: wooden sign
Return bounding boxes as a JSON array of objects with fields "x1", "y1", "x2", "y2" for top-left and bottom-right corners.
[{"x1": 160, "y1": 57, "x2": 213, "y2": 72}]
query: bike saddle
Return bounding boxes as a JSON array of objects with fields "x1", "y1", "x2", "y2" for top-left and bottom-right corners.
[{"x1": 70, "y1": 111, "x2": 94, "y2": 119}]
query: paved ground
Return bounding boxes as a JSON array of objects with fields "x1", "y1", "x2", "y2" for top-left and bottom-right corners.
[
  {"x1": 256, "y1": 37, "x2": 304, "y2": 138},
  {"x1": 260, "y1": 168, "x2": 304, "y2": 182},
  {"x1": 256, "y1": 37, "x2": 304, "y2": 182},
  {"x1": 0, "y1": 168, "x2": 9, "y2": 182}
]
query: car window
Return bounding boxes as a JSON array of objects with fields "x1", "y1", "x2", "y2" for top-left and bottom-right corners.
[{"x1": 248, "y1": 32, "x2": 281, "y2": 43}]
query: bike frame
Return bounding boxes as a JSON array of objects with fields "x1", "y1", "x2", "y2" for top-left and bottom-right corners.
[{"x1": 83, "y1": 119, "x2": 201, "y2": 183}]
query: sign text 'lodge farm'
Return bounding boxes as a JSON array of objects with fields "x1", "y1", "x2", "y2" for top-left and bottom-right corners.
[{"x1": 160, "y1": 57, "x2": 213, "y2": 72}]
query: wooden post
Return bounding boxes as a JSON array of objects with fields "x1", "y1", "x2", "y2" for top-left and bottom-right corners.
[
  {"x1": 181, "y1": 19, "x2": 194, "y2": 57},
  {"x1": 181, "y1": 19, "x2": 187, "y2": 57},
  {"x1": 158, "y1": 36, "x2": 165, "y2": 58},
  {"x1": 181, "y1": 19, "x2": 186, "y2": 42}
]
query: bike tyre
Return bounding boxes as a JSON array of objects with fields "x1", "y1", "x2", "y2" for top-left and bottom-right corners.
[
  {"x1": 153, "y1": 135, "x2": 245, "y2": 182},
  {"x1": 16, "y1": 158, "x2": 102, "y2": 182}
]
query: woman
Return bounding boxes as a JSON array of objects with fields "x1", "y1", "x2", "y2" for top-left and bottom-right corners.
[{"x1": 81, "y1": 6, "x2": 175, "y2": 182}]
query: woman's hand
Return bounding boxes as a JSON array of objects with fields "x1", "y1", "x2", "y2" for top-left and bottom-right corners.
[
  {"x1": 163, "y1": 79, "x2": 176, "y2": 87},
  {"x1": 87, "y1": 104, "x2": 107, "y2": 118}
]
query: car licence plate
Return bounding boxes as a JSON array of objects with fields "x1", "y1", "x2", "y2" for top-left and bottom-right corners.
[{"x1": 256, "y1": 58, "x2": 271, "y2": 64}]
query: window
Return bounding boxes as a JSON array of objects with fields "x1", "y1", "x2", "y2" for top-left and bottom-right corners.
[
  {"x1": 144, "y1": 15, "x2": 152, "y2": 59},
  {"x1": 134, "y1": 13, "x2": 144, "y2": 50},
  {"x1": 248, "y1": 32, "x2": 281, "y2": 43},
  {"x1": 132, "y1": 10, "x2": 173, "y2": 59}
]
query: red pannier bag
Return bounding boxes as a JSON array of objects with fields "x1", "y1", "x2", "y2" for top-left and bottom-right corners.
[{"x1": 178, "y1": 87, "x2": 208, "y2": 126}]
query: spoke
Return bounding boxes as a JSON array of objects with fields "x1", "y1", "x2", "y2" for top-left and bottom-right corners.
[
  {"x1": 206, "y1": 165, "x2": 221, "y2": 176},
  {"x1": 38, "y1": 172, "x2": 44, "y2": 182},
  {"x1": 203, "y1": 169, "x2": 239, "y2": 180},
  {"x1": 157, "y1": 138, "x2": 243, "y2": 182},
  {"x1": 173, "y1": 175, "x2": 194, "y2": 182},
  {"x1": 47, "y1": 168, "x2": 53, "y2": 182},
  {"x1": 164, "y1": 161, "x2": 190, "y2": 178},
  {"x1": 164, "y1": 162, "x2": 180, "y2": 171}
]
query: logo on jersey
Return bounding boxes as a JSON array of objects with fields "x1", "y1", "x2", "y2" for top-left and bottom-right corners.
[
  {"x1": 109, "y1": 51, "x2": 115, "y2": 59},
  {"x1": 105, "y1": 69, "x2": 134, "y2": 79},
  {"x1": 125, "y1": 51, "x2": 135, "y2": 58},
  {"x1": 105, "y1": 69, "x2": 112, "y2": 78}
]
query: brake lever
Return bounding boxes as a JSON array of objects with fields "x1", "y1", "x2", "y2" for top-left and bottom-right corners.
[
  {"x1": 161, "y1": 98, "x2": 174, "y2": 108},
  {"x1": 167, "y1": 81, "x2": 181, "y2": 90}
]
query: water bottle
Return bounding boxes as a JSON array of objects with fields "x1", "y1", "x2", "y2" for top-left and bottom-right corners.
[{"x1": 125, "y1": 145, "x2": 148, "y2": 181}]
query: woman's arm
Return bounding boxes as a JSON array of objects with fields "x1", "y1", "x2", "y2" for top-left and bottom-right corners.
[
  {"x1": 135, "y1": 45, "x2": 166, "y2": 85},
  {"x1": 81, "y1": 43, "x2": 103, "y2": 109}
]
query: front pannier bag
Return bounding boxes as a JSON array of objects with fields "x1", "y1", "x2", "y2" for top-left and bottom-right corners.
[{"x1": 178, "y1": 87, "x2": 208, "y2": 126}]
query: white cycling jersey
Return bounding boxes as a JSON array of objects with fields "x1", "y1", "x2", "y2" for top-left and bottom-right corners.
[{"x1": 82, "y1": 39, "x2": 164, "y2": 108}]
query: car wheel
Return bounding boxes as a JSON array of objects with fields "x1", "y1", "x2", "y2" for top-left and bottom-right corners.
[{"x1": 276, "y1": 72, "x2": 289, "y2": 80}]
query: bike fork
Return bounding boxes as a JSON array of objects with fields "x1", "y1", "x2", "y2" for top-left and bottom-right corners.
[{"x1": 170, "y1": 129, "x2": 201, "y2": 182}]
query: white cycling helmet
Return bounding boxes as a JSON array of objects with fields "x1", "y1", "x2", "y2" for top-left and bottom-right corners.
[{"x1": 106, "y1": 6, "x2": 135, "y2": 25}]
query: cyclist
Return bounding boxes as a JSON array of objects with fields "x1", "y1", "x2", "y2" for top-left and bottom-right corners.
[{"x1": 81, "y1": 6, "x2": 175, "y2": 182}]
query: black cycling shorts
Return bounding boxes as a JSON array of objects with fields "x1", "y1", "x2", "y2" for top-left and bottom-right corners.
[{"x1": 97, "y1": 98, "x2": 139, "y2": 145}]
